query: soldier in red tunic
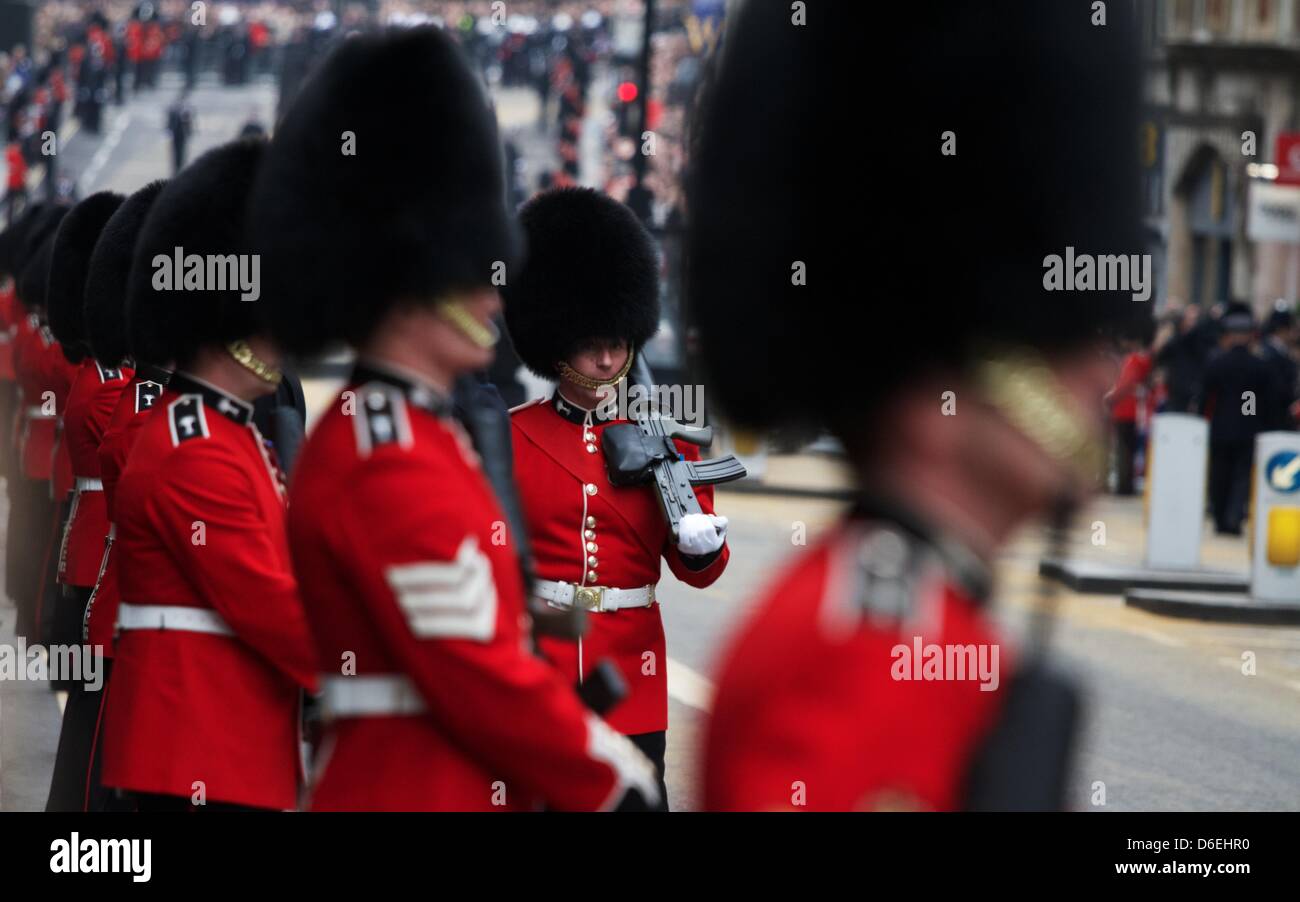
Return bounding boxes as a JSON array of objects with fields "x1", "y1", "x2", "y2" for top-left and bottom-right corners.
[
  {"x1": 11, "y1": 206, "x2": 77, "y2": 645},
  {"x1": 77, "y1": 182, "x2": 170, "y2": 811},
  {"x1": 692, "y1": 3, "x2": 1146, "y2": 810},
  {"x1": 100, "y1": 140, "x2": 318, "y2": 811},
  {"x1": 501, "y1": 187, "x2": 729, "y2": 807},
  {"x1": 82, "y1": 181, "x2": 171, "y2": 670},
  {"x1": 40, "y1": 192, "x2": 133, "y2": 811},
  {"x1": 250, "y1": 27, "x2": 660, "y2": 811}
]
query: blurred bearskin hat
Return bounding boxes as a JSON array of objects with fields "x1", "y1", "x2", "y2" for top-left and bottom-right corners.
[
  {"x1": 501, "y1": 187, "x2": 660, "y2": 379},
  {"x1": 17, "y1": 205, "x2": 70, "y2": 311},
  {"x1": 687, "y1": 1, "x2": 1144, "y2": 437},
  {"x1": 46, "y1": 192, "x2": 125, "y2": 364},
  {"x1": 0, "y1": 202, "x2": 50, "y2": 279},
  {"x1": 86, "y1": 181, "x2": 167, "y2": 367},
  {"x1": 249, "y1": 26, "x2": 519, "y2": 357},
  {"x1": 127, "y1": 140, "x2": 265, "y2": 368}
]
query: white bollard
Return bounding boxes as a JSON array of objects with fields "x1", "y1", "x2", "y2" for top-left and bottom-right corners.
[{"x1": 1144, "y1": 413, "x2": 1209, "y2": 571}]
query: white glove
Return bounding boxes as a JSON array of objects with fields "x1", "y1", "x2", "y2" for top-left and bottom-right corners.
[{"x1": 676, "y1": 513, "x2": 728, "y2": 556}]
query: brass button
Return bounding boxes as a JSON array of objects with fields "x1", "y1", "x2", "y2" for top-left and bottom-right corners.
[
  {"x1": 584, "y1": 433, "x2": 596, "y2": 442},
  {"x1": 586, "y1": 516, "x2": 596, "y2": 528},
  {"x1": 584, "y1": 529, "x2": 595, "y2": 540},
  {"x1": 587, "y1": 555, "x2": 598, "y2": 567},
  {"x1": 587, "y1": 570, "x2": 598, "y2": 582},
  {"x1": 586, "y1": 542, "x2": 598, "y2": 553},
  {"x1": 586, "y1": 444, "x2": 597, "y2": 453},
  {"x1": 585, "y1": 483, "x2": 597, "y2": 496}
]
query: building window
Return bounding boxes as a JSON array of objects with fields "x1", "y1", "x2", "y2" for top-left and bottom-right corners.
[
  {"x1": 1171, "y1": 0, "x2": 1195, "y2": 38},
  {"x1": 1246, "y1": 0, "x2": 1277, "y2": 38},
  {"x1": 1205, "y1": 0, "x2": 1232, "y2": 35}
]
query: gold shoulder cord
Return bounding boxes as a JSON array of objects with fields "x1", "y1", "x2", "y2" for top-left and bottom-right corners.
[{"x1": 226, "y1": 340, "x2": 283, "y2": 386}]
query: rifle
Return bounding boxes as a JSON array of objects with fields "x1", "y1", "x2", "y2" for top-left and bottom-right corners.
[{"x1": 602, "y1": 409, "x2": 747, "y2": 539}]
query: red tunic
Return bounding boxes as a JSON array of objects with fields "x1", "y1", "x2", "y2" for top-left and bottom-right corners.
[
  {"x1": 0, "y1": 285, "x2": 17, "y2": 381},
  {"x1": 86, "y1": 373, "x2": 166, "y2": 654},
  {"x1": 101, "y1": 373, "x2": 317, "y2": 809},
  {"x1": 703, "y1": 520, "x2": 1009, "y2": 811},
  {"x1": 13, "y1": 316, "x2": 75, "y2": 482},
  {"x1": 57, "y1": 359, "x2": 131, "y2": 588},
  {"x1": 510, "y1": 395, "x2": 728, "y2": 735},
  {"x1": 289, "y1": 364, "x2": 655, "y2": 811}
]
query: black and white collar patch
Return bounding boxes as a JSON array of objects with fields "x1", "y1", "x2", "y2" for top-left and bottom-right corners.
[
  {"x1": 551, "y1": 392, "x2": 616, "y2": 426},
  {"x1": 167, "y1": 394, "x2": 209, "y2": 446},
  {"x1": 95, "y1": 361, "x2": 124, "y2": 383},
  {"x1": 352, "y1": 382, "x2": 414, "y2": 457},
  {"x1": 350, "y1": 361, "x2": 451, "y2": 418},
  {"x1": 135, "y1": 380, "x2": 164, "y2": 414},
  {"x1": 169, "y1": 372, "x2": 253, "y2": 426}
]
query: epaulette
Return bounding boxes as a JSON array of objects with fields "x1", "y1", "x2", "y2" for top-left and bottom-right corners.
[{"x1": 508, "y1": 397, "x2": 545, "y2": 416}]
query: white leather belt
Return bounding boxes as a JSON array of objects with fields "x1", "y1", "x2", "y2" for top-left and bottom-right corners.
[
  {"x1": 24, "y1": 406, "x2": 54, "y2": 419},
  {"x1": 535, "y1": 579, "x2": 656, "y2": 613},
  {"x1": 75, "y1": 477, "x2": 103, "y2": 491},
  {"x1": 116, "y1": 603, "x2": 234, "y2": 637},
  {"x1": 319, "y1": 675, "x2": 426, "y2": 719}
]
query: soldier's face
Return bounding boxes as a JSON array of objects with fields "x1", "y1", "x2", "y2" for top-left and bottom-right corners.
[{"x1": 566, "y1": 339, "x2": 629, "y2": 382}]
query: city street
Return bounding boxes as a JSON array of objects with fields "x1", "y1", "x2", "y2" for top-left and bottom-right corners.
[{"x1": 0, "y1": 11, "x2": 1297, "y2": 816}]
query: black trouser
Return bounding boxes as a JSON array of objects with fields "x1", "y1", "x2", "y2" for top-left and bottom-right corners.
[
  {"x1": 1209, "y1": 439, "x2": 1253, "y2": 534},
  {"x1": 172, "y1": 137, "x2": 187, "y2": 174},
  {"x1": 49, "y1": 585, "x2": 91, "y2": 694},
  {"x1": 1113, "y1": 420, "x2": 1139, "y2": 496},
  {"x1": 47, "y1": 655, "x2": 126, "y2": 812},
  {"x1": 628, "y1": 730, "x2": 669, "y2": 812},
  {"x1": 37, "y1": 500, "x2": 71, "y2": 652}
]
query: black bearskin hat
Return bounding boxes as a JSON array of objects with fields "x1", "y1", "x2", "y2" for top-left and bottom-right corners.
[
  {"x1": 127, "y1": 140, "x2": 265, "y2": 368},
  {"x1": 0, "y1": 202, "x2": 49, "y2": 279},
  {"x1": 501, "y1": 187, "x2": 660, "y2": 379},
  {"x1": 47, "y1": 192, "x2": 125, "y2": 363},
  {"x1": 85, "y1": 181, "x2": 167, "y2": 367},
  {"x1": 249, "y1": 27, "x2": 519, "y2": 357},
  {"x1": 687, "y1": 1, "x2": 1144, "y2": 436},
  {"x1": 17, "y1": 205, "x2": 70, "y2": 311}
]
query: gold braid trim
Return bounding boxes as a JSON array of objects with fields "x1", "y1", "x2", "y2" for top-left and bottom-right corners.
[
  {"x1": 556, "y1": 352, "x2": 635, "y2": 390},
  {"x1": 225, "y1": 340, "x2": 283, "y2": 386},
  {"x1": 973, "y1": 349, "x2": 1103, "y2": 485},
  {"x1": 439, "y1": 300, "x2": 500, "y2": 349}
]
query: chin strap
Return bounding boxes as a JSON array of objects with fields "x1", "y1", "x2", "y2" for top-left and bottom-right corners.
[
  {"x1": 439, "y1": 300, "x2": 500, "y2": 350},
  {"x1": 556, "y1": 351, "x2": 635, "y2": 391},
  {"x1": 972, "y1": 348, "x2": 1102, "y2": 493},
  {"x1": 226, "y1": 340, "x2": 283, "y2": 386}
]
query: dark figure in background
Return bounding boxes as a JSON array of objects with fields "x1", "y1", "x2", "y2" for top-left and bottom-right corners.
[
  {"x1": 1259, "y1": 302, "x2": 1299, "y2": 429},
  {"x1": 166, "y1": 98, "x2": 194, "y2": 174},
  {"x1": 182, "y1": 27, "x2": 201, "y2": 91},
  {"x1": 1155, "y1": 304, "x2": 1216, "y2": 412},
  {"x1": 1201, "y1": 303, "x2": 1283, "y2": 535}
]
